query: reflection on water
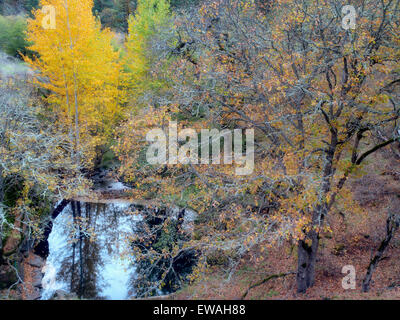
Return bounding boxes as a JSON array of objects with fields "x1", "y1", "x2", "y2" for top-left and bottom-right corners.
[{"x1": 41, "y1": 201, "x2": 141, "y2": 300}]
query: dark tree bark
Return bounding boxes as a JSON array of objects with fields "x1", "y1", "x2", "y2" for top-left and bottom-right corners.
[
  {"x1": 76, "y1": 201, "x2": 84, "y2": 298},
  {"x1": 70, "y1": 200, "x2": 77, "y2": 291},
  {"x1": 362, "y1": 210, "x2": 400, "y2": 292},
  {"x1": 0, "y1": 169, "x2": 4, "y2": 260},
  {"x1": 296, "y1": 230, "x2": 319, "y2": 293},
  {"x1": 296, "y1": 126, "x2": 336, "y2": 293}
]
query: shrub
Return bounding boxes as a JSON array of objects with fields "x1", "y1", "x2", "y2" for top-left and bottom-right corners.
[{"x1": 0, "y1": 15, "x2": 31, "y2": 58}]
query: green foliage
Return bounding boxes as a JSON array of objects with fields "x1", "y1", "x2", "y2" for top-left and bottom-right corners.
[
  {"x1": 3, "y1": 177, "x2": 24, "y2": 209},
  {"x1": 128, "y1": 0, "x2": 170, "y2": 39},
  {"x1": 99, "y1": 8, "x2": 122, "y2": 30},
  {"x1": 93, "y1": 0, "x2": 115, "y2": 13},
  {"x1": 94, "y1": 0, "x2": 136, "y2": 31},
  {"x1": 153, "y1": 220, "x2": 179, "y2": 251},
  {"x1": 100, "y1": 149, "x2": 119, "y2": 169},
  {"x1": 169, "y1": 0, "x2": 201, "y2": 8},
  {"x1": 0, "y1": 15, "x2": 31, "y2": 58},
  {"x1": 124, "y1": 0, "x2": 173, "y2": 109},
  {"x1": 91, "y1": 0, "x2": 202, "y2": 31}
]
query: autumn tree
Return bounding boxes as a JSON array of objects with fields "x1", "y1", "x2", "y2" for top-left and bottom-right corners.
[
  {"x1": 0, "y1": 79, "x2": 89, "y2": 261},
  {"x1": 116, "y1": 0, "x2": 400, "y2": 294},
  {"x1": 24, "y1": 0, "x2": 123, "y2": 166},
  {"x1": 124, "y1": 0, "x2": 172, "y2": 110},
  {"x1": 181, "y1": 0, "x2": 400, "y2": 293}
]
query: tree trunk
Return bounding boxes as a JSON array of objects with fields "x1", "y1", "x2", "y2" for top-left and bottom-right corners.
[
  {"x1": 296, "y1": 230, "x2": 319, "y2": 293},
  {"x1": 296, "y1": 123, "x2": 336, "y2": 293},
  {"x1": 362, "y1": 211, "x2": 399, "y2": 292},
  {"x1": 77, "y1": 201, "x2": 84, "y2": 298},
  {"x1": 0, "y1": 168, "x2": 4, "y2": 260},
  {"x1": 65, "y1": 0, "x2": 80, "y2": 158},
  {"x1": 70, "y1": 201, "x2": 77, "y2": 291}
]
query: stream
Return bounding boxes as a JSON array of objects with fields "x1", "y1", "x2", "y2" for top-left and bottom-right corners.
[
  {"x1": 38, "y1": 196, "x2": 197, "y2": 300},
  {"x1": 41, "y1": 200, "x2": 142, "y2": 300}
]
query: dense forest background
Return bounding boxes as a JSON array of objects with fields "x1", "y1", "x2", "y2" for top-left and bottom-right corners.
[{"x1": 0, "y1": 0, "x2": 200, "y2": 31}]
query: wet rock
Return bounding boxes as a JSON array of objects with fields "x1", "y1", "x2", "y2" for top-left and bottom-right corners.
[
  {"x1": 50, "y1": 290, "x2": 78, "y2": 300},
  {"x1": 32, "y1": 271, "x2": 43, "y2": 288},
  {"x1": 20, "y1": 252, "x2": 45, "y2": 298},
  {"x1": 25, "y1": 287, "x2": 41, "y2": 300},
  {"x1": 20, "y1": 239, "x2": 35, "y2": 258},
  {"x1": 51, "y1": 290, "x2": 67, "y2": 300},
  {"x1": 27, "y1": 255, "x2": 44, "y2": 268}
]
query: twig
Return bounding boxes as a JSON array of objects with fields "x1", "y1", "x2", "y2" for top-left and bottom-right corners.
[
  {"x1": 241, "y1": 271, "x2": 296, "y2": 299},
  {"x1": 6, "y1": 259, "x2": 26, "y2": 299}
]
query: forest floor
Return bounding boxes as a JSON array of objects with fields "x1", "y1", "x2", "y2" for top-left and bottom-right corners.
[{"x1": 173, "y1": 147, "x2": 400, "y2": 300}]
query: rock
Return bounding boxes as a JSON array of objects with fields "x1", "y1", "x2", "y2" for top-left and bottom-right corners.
[
  {"x1": 25, "y1": 287, "x2": 41, "y2": 300},
  {"x1": 27, "y1": 255, "x2": 44, "y2": 268},
  {"x1": 0, "y1": 265, "x2": 17, "y2": 290},
  {"x1": 51, "y1": 290, "x2": 66, "y2": 300},
  {"x1": 50, "y1": 290, "x2": 78, "y2": 300},
  {"x1": 20, "y1": 252, "x2": 45, "y2": 293},
  {"x1": 32, "y1": 271, "x2": 43, "y2": 288},
  {"x1": 3, "y1": 232, "x2": 22, "y2": 256}
]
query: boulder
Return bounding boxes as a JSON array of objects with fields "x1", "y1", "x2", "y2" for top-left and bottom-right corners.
[
  {"x1": 25, "y1": 287, "x2": 41, "y2": 300},
  {"x1": 50, "y1": 290, "x2": 78, "y2": 300},
  {"x1": 27, "y1": 255, "x2": 44, "y2": 268}
]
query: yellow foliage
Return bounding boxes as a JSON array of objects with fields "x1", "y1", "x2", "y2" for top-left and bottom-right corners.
[{"x1": 24, "y1": 0, "x2": 123, "y2": 165}]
